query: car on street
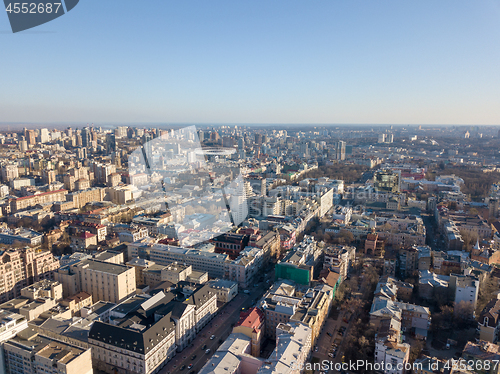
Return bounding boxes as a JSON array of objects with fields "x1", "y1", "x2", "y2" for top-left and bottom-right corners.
[
  {"x1": 191, "y1": 355, "x2": 196, "y2": 360},
  {"x1": 205, "y1": 349, "x2": 211, "y2": 354},
  {"x1": 243, "y1": 290, "x2": 250, "y2": 294},
  {"x1": 210, "y1": 335, "x2": 215, "y2": 340},
  {"x1": 188, "y1": 364, "x2": 193, "y2": 369},
  {"x1": 180, "y1": 365, "x2": 186, "y2": 371},
  {"x1": 201, "y1": 344, "x2": 207, "y2": 350},
  {"x1": 327, "y1": 332, "x2": 332, "y2": 337}
]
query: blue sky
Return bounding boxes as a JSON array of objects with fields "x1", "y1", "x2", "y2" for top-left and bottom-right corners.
[{"x1": 1, "y1": 0, "x2": 500, "y2": 125}]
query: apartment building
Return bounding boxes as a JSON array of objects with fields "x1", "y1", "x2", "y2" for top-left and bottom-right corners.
[
  {"x1": 69, "y1": 221, "x2": 107, "y2": 242},
  {"x1": 54, "y1": 259, "x2": 136, "y2": 303},
  {"x1": 198, "y1": 333, "x2": 252, "y2": 374},
  {"x1": 450, "y1": 274, "x2": 479, "y2": 318},
  {"x1": 0, "y1": 309, "x2": 28, "y2": 343},
  {"x1": 232, "y1": 307, "x2": 265, "y2": 356},
  {"x1": 20, "y1": 279, "x2": 63, "y2": 301},
  {"x1": 207, "y1": 279, "x2": 238, "y2": 302},
  {"x1": 0, "y1": 226, "x2": 43, "y2": 246},
  {"x1": 374, "y1": 318, "x2": 411, "y2": 374},
  {"x1": 227, "y1": 246, "x2": 266, "y2": 288},
  {"x1": 145, "y1": 243, "x2": 229, "y2": 279},
  {"x1": 257, "y1": 321, "x2": 312, "y2": 374},
  {"x1": 10, "y1": 189, "x2": 68, "y2": 212},
  {"x1": 323, "y1": 244, "x2": 356, "y2": 280},
  {"x1": 66, "y1": 187, "x2": 106, "y2": 209},
  {"x1": 370, "y1": 297, "x2": 431, "y2": 339},
  {"x1": 260, "y1": 280, "x2": 333, "y2": 345},
  {"x1": 4, "y1": 330, "x2": 93, "y2": 374},
  {"x1": 126, "y1": 257, "x2": 156, "y2": 285},
  {"x1": 0, "y1": 247, "x2": 60, "y2": 303}
]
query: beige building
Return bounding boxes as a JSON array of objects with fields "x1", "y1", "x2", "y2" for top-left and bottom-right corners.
[
  {"x1": 20, "y1": 279, "x2": 63, "y2": 301},
  {"x1": 0, "y1": 247, "x2": 60, "y2": 303},
  {"x1": 3, "y1": 329, "x2": 93, "y2": 374},
  {"x1": 54, "y1": 259, "x2": 136, "y2": 303},
  {"x1": 207, "y1": 279, "x2": 239, "y2": 302},
  {"x1": 10, "y1": 189, "x2": 68, "y2": 212},
  {"x1": 66, "y1": 187, "x2": 106, "y2": 209},
  {"x1": 126, "y1": 257, "x2": 156, "y2": 286},
  {"x1": 161, "y1": 263, "x2": 192, "y2": 283}
]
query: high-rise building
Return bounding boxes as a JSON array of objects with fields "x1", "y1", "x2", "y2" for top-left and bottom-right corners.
[
  {"x1": 106, "y1": 133, "x2": 116, "y2": 154},
  {"x1": 336, "y1": 140, "x2": 346, "y2": 160},
  {"x1": 81, "y1": 127, "x2": 91, "y2": 148},
  {"x1": 39, "y1": 128, "x2": 50, "y2": 143},
  {"x1": 1, "y1": 164, "x2": 19, "y2": 182}
]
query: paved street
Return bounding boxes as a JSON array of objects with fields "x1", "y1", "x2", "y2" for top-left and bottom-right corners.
[{"x1": 160, "y1": 269, "x2": 274, "y2": 374}]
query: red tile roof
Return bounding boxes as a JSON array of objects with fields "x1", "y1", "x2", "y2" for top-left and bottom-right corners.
[{"x1": 234, "y1": 307, "x2": 264, "y2": 330}]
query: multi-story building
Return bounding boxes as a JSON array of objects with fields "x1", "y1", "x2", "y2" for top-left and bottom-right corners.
[
  {"x1": 257, "y1": 321, "x2": 312, "y2": 374},
  {"x1": 323, "y1": 245, "x2": 356, "y2": 281},
  {"x1": 54, "y1": 259, "x2": 136, "y2": 303},
  {"x1": 128, "y1": 242, "x2": 229, "y2": 279},
  {"x1": 207, "y1": 279, "x2": 238, "y2": 302},
  {"x1": 462, "y1": 340, "x2": 500, "y2": 374},
  {"x1": 20, "y1": 279, "x2": 63, "y2": 301},
  {"x1": 4, "y1": 330, "x2": 93, "y2": 374},
  {"x1": 1, "y1": 164, "x2": 19, "y2": 183},
  {"x1": 0, "y1": 247, "x2": 60, "y2": 303},
  {"x1": 66, "y1": 187, "x2": 106, "y2": 209},
  {"x1": 210, "y1": 233, "x2": 250, "y2": 260},
  {"x1": 478, "y1": 298, "x2": 500, "y2": 343},
  {"x1": 89, "y1": 294, "x2": 176, "y2": 374},
  {"x1": 69, "y1": 221, "x2": 107, "y2": 242},
  {"x1": 374, "y1": 169, "x2": 401, "y2": 193},
  {"x1": 374, "y1": 318, "x2": 411, "y2": 374},
  {"x1": 260, "y1": 280, "x2": 333, "y2": 345},
  {"x1": 0, "y1": 309, "x2": 28, "y2": 343},
  {"x1": 232, "y1": 307, "x2": 265, "y2": 357},
  {"x1": 227, "y1": 246, "x2": 266, "y2": 288},
  {"x1": 0, "y1": 226, "x2": 43, "y2": 246},
  {"x1": 370, "y1": 297, "x2": 431, "y2": 339},
  {"x1": 450, "y1": 274, "x2": 479, "y2": 318},
  {"x1": 275, "y1": 236, "x2": 321, "y2": 286},
  {"x1": 10, "y1": 189, "x2": 68, "y2": 212}
]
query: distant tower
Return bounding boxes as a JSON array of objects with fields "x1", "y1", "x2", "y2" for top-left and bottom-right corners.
[
  {"x1": 489, "y1": 198, "x2": 499, "y2": 220},
  {"x1": 336, "y1": 141, "x2": 346, "y2": 160}
]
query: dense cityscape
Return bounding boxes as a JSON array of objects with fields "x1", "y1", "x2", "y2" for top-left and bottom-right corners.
[{"x1": 1, "y1": 124, "x2": 500, "y2": 374}]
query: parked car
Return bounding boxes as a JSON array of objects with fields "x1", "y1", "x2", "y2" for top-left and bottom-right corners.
[
  {"x1": 180, "y1": 365, "x2": 186, "y2": 371},
  {"x1": 191, "y1": 355, "x2": 196, "y2": 360}
]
